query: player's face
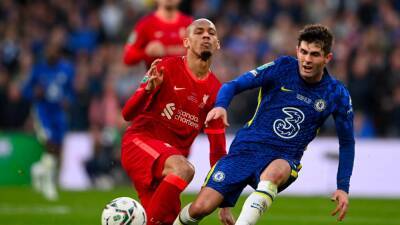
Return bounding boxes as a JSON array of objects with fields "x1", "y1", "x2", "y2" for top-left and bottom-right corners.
[
  {"x1": 157, "y1": 0, "x2": 180, "y2": 10},
  {"x1": 184, "y1": 20, "x2": 220, "y2": 60},
  {"x1": 296, "y1": 41, "x2": 332, "y2": 81}
]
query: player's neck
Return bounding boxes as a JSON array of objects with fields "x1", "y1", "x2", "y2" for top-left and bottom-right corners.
[
  {"x1": 155, "y1": 8, "x2": 179, "y2": 22},
  {"x1": 185, "y1": 55, "x2": 211, "y2": 79},
  {"x1": 301, "y1": 70, "x2": 324, "y2": 84}
]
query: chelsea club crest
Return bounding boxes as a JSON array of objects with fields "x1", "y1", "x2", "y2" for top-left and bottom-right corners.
[
  {"x1": 314, "y1": 99, "x2": 326, "y2": 112},
  {"x1": 212, "y1": 171, "x2": 225, "y2": 182}
]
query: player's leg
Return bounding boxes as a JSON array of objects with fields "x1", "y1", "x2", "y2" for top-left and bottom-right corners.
[
  {"x1": 175, "y1": 150, "x2": 255, "y2": 225},
  {"x1": 120, "y1": 134, "x2": 193, "y2": 225},
  {"x1": 236, "y1": 159, "x2": 292, "y2": 225},
  {"x1": 147, "y1": 153, "x2": 195, "y2": 225},
  {"x1": 174, "y1": 187, "x2": 224, "y2": 225},
  {"x1": 30, "y1": 108, "x2": 49, "y2": 192},
  {"x1": 120, "y1": 134, "x2": 160, "y2": 212},
  {"x1": 31, "y1": 108, "x2": 64, "y2": 201},
  {"x1": 40, "y1": 141, "x2": 61, "y2": 200}
]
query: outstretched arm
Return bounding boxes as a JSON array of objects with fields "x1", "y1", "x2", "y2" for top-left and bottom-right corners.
[
  {"x1": 215, "y1": 60, "x2": 279, "y2": 109},
  {"x1": 331, "y1": 86, "x2": 355, "y2": 221}
]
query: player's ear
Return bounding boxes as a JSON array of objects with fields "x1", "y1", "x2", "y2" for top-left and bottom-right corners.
[
  {"x1": 325, "y1": 52, "x2": 333, "y2": 64},
  {"x1": 183, "y1": 37, "x2": 190, "y2": 49},
  {"x1": 216, "y1": 39, "x2": 221, "y2": 50}
]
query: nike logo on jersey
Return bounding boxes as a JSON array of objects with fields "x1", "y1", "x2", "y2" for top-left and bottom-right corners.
[
  {"x1": 174, "y1": 86, "x2": 185, "y2": 91},
  {"x1": 280, "y1": 86, "x2": 293, "y2": 92}
]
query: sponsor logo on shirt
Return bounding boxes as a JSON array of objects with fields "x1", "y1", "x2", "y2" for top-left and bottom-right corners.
[
  {"x1": 296, "y1": 94, "x2": 312, "y2": 104},
  {"x1": 273, "y1": 107, "x2": 305, "y2": 139},
  {"x1": 161, "y1": 103, "x2": 176, "y2": 120},
  {"x1": 161, "y1": 102, "x2": 199, "y2": 128}
]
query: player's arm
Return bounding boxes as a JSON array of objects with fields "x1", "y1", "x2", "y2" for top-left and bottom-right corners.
[
  {"x1": 122, "y1": 60, "x2": 164, "y2": 121},
  {"x1": 215, "y1": 60, "x2": 279, "y2": 109},
  {"x1": 21, "y1": 65, "x2": 39, "y2": 100},
  {"x1": 331, "y1": 86, "x2": 355, "y2": 221},
  {"x1": 204, "y1": 118, "x2": 226, "y2": 167},
  {"x1": 123, "y1": 21, "x2": 149, "y2": 66},
  {"x1": 206, "y1": 59, "x2": 281, "y2": 126}
]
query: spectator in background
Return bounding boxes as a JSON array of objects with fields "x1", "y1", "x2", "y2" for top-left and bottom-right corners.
[
  {"x1": 0, "y1": 80, "x2": 30, "y2": 129},
  {"x1": 86, "y1": 72, "x2": 122, "y2": 190},
  {"x1": 123, "y1": 0, "x2": 192, "y2": 68},
  {"x1": 99, "y1": 0, "x2": 123, "y2": 41}
]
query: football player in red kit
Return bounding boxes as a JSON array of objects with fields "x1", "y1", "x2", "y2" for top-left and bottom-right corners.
[
  {"x1": 123, "y1": 0, "x2": 193, "y2": 68},
  {"x1": 121, "y1": 19, "x2": 235, "y2": 225}
]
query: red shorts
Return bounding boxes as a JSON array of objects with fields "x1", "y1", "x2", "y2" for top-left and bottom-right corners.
[{"x1": 121, "y1": 133, "x2": 183, "y2": 209}]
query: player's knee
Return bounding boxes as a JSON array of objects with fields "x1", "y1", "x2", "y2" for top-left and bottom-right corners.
[
  {"x1": 264, "y1": 171, "x2": 288, "y2": 185},
  {"x1": 172, "y1": 159, "x2": 195, "y2": 182},
  {"x1": 189, "y1": 200, "x2": 214, "y2": 219}
]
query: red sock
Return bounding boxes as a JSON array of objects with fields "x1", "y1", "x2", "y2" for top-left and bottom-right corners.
[{"x1": 147, "y1": 174, "x2": 188, "y2": 225}]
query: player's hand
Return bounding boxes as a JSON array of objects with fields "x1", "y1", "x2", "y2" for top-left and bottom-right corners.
[
  {"x1": 205, "y1": 107, "x2": 229, "y2": 127},
  {"x1": 330, "y1": 189, "x2": 349, "y2": 221},
  {"x1": 145, "y1": 59, "x2": 164, "y2": 92},
  {"x1": 145, "y1": 40, "x2": 165, "y2": 57},
  {"x1": 218, "y1": 207, "x2": 235, "y2": 225}
]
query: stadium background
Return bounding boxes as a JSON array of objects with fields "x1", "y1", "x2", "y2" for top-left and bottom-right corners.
[{"x1": 0, "y1": 0, "x2": 400, "y2": 224}]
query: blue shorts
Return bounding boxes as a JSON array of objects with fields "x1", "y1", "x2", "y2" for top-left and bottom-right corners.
[
  {"x1": 204, "y1": 144, "x2": 301, "y2": 207},
  {"x1": 33, "y1": 106, "x2": 67, "y2": 146}
]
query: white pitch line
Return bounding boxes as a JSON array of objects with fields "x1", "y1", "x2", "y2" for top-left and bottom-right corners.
[{"x1": 0, "y1": 204, "x2": 70, "y2": 215}]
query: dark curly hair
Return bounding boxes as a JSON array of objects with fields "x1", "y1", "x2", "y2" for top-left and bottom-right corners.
[{"x1": 298, "y1": 24, "x2": 333, "y2": 55}]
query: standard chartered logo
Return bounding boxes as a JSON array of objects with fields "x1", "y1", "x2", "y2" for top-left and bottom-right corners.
[
  {"x1": 161, "y1": 102, "x2": 199, "y2": 128},
  {"x1": 161, "y1": 103, "x2": 176, "y2": 119}
]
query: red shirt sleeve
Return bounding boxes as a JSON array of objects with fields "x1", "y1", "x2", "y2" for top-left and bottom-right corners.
[
  {"x1": 205, "y1": 118, "x2": 226, "y2": 167},
  {"x1": 121, "y1": 80, "x2": 161, "y2": 121},
  {"x1": 123, "y1": 19, "x2": 150, "y2": 66}
]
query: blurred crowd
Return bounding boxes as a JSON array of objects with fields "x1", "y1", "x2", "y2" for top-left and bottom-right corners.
[{"x1": 1, "y1": 0, "x2": 400, "y2": 142}]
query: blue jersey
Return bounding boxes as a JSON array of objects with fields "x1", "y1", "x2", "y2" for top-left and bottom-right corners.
[
  {"x1": 22, "y1": 59, "x2": 75, "y2": 112},
  {"x1": 215, "y1": 56, "x2": 355, "y2": 192},
  {"x1": 22, "y1": 59, "x2": 75, "y2": 145}
]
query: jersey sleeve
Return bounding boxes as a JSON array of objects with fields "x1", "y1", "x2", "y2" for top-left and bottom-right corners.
[
  {"x1": 204, "y1": 118, "x2": 226, "y2": 167},
  {"x1": 215, "y1": 57, "x2": 285, "y2": 109},
  {"x1": 123, "y1": 19, "x2": 150, "y2": 66},
  {"x1": 332, "y1": 86, "x2": 355, "y2": 193}
]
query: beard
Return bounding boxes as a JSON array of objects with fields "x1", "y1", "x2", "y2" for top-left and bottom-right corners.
[
  {"x1": 165, "y1": 5, "x2": 177, "y2": 11},
  {"x1": 200, "y1": 51, "x2": 212, "y2": 61}
]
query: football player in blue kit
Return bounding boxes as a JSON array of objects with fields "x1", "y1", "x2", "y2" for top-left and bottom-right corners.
[
  {"x1": 174, "y1": 24, "x2": 355, "y2": 225},
  {"x1": 22, "y1": 42, "x2": 75, "y2": 201}
]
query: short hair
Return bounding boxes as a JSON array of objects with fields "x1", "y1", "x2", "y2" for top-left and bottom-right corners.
[{"x1": 298, "y1": 24, "x2": 333, "y2": 55}]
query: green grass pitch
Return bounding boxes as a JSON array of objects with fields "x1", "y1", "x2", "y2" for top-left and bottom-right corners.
[{"x1": 0, "y1": 186, "x2": 399, "y2": 225}]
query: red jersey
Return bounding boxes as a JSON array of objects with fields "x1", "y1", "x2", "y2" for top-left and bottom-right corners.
[
  {"x1": 122, "y1": 56, "x2": 225, "y2": 160},
  {"x1": 123, "y1": 12, "x2": 193, "y2": 68}
]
